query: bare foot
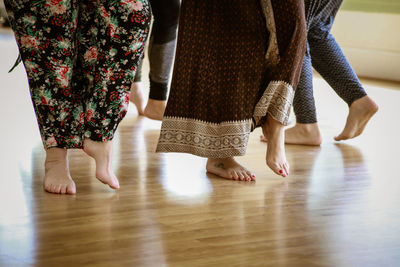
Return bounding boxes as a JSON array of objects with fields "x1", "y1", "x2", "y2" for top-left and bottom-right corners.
[
  {"x1": 285, "y1": 123, "x2": 322, "y2": 145},
  {"x1": 130, "y1": 82, "x2": 145, "y2": 115},
  {"x1": 260, "y1": 134, "x2": 268, "y2": 142},
  {"x1": 44, "y1": 147, "x2": 76, "y2": 194},
  {"x1": 334, "y1": 95, "x2": 378, "y2": 141},
  {"x1": 83, "y1": 139, "x2": 120, "y2": 189},
  {"x1": 260, "y1": 123, "x2": 322, "y2": 146},
  {"x1": 262, "y1": 116, "x2": 289, "y2": 177},
  {"x1": 144, "y1": 99, "x2": 166, "y2": 121},
  {"x1": 206, "y1": 157, "x2": 256, "y2": 181}
]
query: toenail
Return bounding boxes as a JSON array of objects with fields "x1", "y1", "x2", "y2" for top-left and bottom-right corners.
[{"x1": 279, "y1": 170, "x2": 283, "y2": 174}]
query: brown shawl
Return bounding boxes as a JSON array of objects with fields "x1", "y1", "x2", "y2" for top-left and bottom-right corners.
[{"x1": 255, "y1": 0, "x2": 307, "y2": 125}]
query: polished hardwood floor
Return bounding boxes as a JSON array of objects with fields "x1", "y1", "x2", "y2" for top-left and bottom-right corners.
[{"x1": 1, "y1": 29, "x2": 400, "y2": 266}]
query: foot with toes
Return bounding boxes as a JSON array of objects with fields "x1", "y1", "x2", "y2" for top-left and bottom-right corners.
[
  {"x1": 83, "y1": 139, "x2": 120, "y2": 189},
  {"x1": 206, "y1": 157, "x2": 256, "y2": 181},
  {"x1": 262, "y1": 116, "x2": 289, "y2": 177},
  {"x1": 44, "y1": 147, "x2": 76, "y2": 194},
  {"x1": 334, "y1": 95, "x2": 378, "y2": 141}
]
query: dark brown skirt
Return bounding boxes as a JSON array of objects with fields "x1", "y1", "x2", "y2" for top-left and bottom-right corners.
[{"x1": 157, "y1": 0, "x2": 305, "y2": 158}]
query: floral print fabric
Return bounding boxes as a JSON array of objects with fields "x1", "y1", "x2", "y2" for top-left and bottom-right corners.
[{"x1": 5, "y1": 0, "x2": 151, "y2": 149}]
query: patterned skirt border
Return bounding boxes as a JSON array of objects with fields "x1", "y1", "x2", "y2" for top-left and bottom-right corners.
[
  {"x1": 156, "y1": 117, "x2": 252, "y2": 158},
  {"x1": 254, "y1": 80, "x2": 294, "y2": 126}
]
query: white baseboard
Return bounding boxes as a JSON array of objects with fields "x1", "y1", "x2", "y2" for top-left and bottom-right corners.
[
  {"x1": 331, "y1": 11, "x2": 400, "y2": 81},
  {"x1": 341, "y1": 47, "x2": 400, "y2": 82}
]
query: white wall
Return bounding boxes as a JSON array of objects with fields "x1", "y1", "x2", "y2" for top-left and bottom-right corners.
[{"x1": 331, "y1": 11, "x2": 400, "y2": 82}]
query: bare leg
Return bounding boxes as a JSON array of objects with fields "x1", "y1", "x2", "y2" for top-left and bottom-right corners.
[
  {"x1": 262, "y1": 116, "x2": 289, "y2": 177},
  {"x1": 83, "y1": 139, "x2": 120, "y2": 189},
  {"x1": 130, "y1": 82, "x2": 146, "y2": 115},
  {"x1": 144, "y1": 99, "x2": 167, "y2": 121},
  {"x1": 44, "y1": 147, "x2": 76, "y2": 194},
  {"x1": 261, "y1": 123, "x2": 322, "y2": 146},
  {"x1": 206, "y1": 158, "x2": 256, "y2": 181},
  {"x1": 335, "y1": 96, "x2": 378, "y2": 141}
]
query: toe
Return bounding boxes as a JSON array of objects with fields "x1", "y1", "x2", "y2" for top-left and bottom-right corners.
[
  {"x1": 241, "y1": 170, "x2": 251, "y2": 181},
  {"x1": 106, "y1": 176, "x2": 120, "y2": 189},
  {"x1": 230, "y1": 170, "x2": 239, "y2": 180},
  {"x1": 49, "y1": 184, "x2": 56, "y2": 193},
  {"x1": 334, "y1": 133, "x2": 349, "y2": 141},
  {"x1": 55, "y1": 184, "x2": 63, "y2": 194},
  {"x1": 237, "y1": 171, "x2": 245, "y2": 181},
  {"x1": 49, "y1": 184, "x2": 58, "y2": 194},
  {"x1": 283, "y1": 162, "x2": 290, "y2": 176},
  {"x1": 111, "y1": 178, "x2": 120, "y2": 189},
  {"x1": 267, "y1": 161, "x2": 282, "y2": 176},
  {"x1": 60, "y1": 184, "x2": 67, "y2": 194},
  {"x1": 44, "y1": 183, "x2": 51, "y2": 193},
  {"x1": 245, "y1": 170, "x2": 256, "y2": 181},
  {"x1": 67, "y1": 184, "x2": 76, "y2": 194}
]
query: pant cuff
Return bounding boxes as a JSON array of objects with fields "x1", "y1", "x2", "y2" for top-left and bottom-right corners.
[{"x1": 149, "y1": 78, "x2": 168, "y2": 100}]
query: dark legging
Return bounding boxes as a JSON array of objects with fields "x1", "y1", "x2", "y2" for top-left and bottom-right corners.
[
  {"x1": 293, "y1": 0, "x2": 367, "y2": 124},
  {"x1": 134, "y1": 0, "x2": 180, "y2": 101}
]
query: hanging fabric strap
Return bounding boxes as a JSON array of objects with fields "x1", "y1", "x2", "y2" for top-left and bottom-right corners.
[
  {"x1": 8, "y1": 54, "x2": 22, "y2": 73},
  {"x1": 260, "y1": 0, "x2": 280, "y2": 67}
]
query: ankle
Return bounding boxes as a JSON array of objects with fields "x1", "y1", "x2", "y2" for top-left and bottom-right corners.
[
  {"x1": 45, "y1": 147, "x2": 67, "y2": 161},
  {"x1": 265, "y1": 116, "x2": 284, "y2": 134},
  {"x1": 352, "y1": 95, "x2": 378, "y2": 110},
  {"x1": 295, "y1": 123, "x2": 320, "y2": 134},
  {"x1": 147, "y1": 98, "x2": 166, "y2": 107},
  {"x1": 130, "y1": 82, "x2": 142, "y2": 92},
  {"x1": 84, "y1": 139, "x2": 112, "y2": 150},
  {"x1": 45, "y1": 148, "x2": 69, "y2": 174}
]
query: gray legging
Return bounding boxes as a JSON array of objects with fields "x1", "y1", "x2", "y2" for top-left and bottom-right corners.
[
  {"x1": 293, "y1": 0, "x2": 367, "y2": 124},
  {"x1": 134, "y1": 0, "x2": 180, "y2": 101}
]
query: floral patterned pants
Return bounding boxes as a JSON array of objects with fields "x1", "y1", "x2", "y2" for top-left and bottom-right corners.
[{"x1": 5, "y1": 0, "x2": 151, "y2": 149}]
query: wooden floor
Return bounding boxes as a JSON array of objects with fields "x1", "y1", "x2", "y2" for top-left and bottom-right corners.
[{"x1": 1, "y1": 29, "x2": 400, "y2": 266}]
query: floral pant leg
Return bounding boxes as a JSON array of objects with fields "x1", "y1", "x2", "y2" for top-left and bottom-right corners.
[
  {"x1": 5, "y1": 0, "x2": 84, "y2": 148},
  {"x1": 76, "y1": 1, "x2": 151, "y2": 142},
  {"x1": 4, "y1": 0, "x2": 151, "y2": 149}
]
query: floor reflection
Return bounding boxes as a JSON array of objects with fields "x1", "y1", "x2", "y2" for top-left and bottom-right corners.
[
  {"x1": 2, "y1": 27, "x2": 400, "y2": 265},
  {"x1": 161, "y1": 153, "x2": 212, "y2": 202}
]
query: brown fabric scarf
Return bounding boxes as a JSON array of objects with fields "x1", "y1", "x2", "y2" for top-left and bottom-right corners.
[{"x1": 254, "y1": 0, "x2": 307, "y2": 126}]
